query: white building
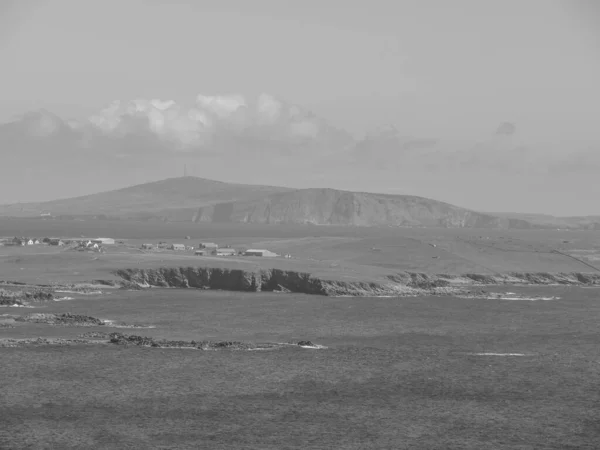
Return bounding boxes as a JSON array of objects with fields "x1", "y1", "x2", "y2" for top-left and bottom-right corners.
[
  {"x1": 93, "y1": 237, "x2": 115, "y2": 245},
  {"x1": 243, "y1": 249, "x2": 278, "y2": 257}
]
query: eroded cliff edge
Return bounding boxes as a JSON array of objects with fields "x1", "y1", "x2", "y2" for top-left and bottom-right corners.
[{"x1": 113, "y1": 267, "x2": 600, "y2": 297}]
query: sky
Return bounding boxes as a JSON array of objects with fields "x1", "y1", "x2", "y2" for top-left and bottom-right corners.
[{"x1": 0, "y1": 0, "x2": 599, "y2": 214}]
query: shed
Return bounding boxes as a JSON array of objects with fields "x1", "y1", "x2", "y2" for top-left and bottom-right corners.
[
  {"x1": 213, "y1": 248, "x2": 236, "y2": 256},
  {"x1": 198, "y1": 242, "x2": 218, "y2": 249},
  {"x1": 170, "y1": 244, "x2": 185, "y2": 251},
  {"x1": 243, "y1": 249, "x2": 278, "y2": 257}
]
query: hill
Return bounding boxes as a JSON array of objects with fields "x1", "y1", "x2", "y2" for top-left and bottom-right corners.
[
  {"x1": 0, "y1": 177, "x2": 293, "y2": 219},
  {"x1": 193, "y1": 188, "x2": 535, "y2": 229},
  {"x1": 4, "y1": 176, "x2": 599, "y2": 229},
  {"x1": 491, "y1": 212, "x2": 600, "y2": 230}
]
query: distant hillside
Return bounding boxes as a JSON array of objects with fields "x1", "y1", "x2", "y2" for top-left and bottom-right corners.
[
  {"x1": 0, "y1": 177, "x2": 293, "y2": 219},
  {"x1": 491, "y1": 212, "x2": 600, "y2": 230},
  {"x1": 193, "y1": 188, "x2": 535, "y2": 229},
  {"x1": 5, "y1": 176, "x2": 598, "y2": 229}
]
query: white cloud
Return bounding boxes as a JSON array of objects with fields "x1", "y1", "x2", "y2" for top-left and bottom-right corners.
[
  {"x1": 195, "y1": 94, "x2": 247, "y2": 119},
  {"x1": 80, "y1": 93, "x2": 332, "y2": 149},
  {"x1": 289, "y1": 120, "x2": 319, "y2": 138},
  {"x1": 256, "y1": 93, "x2": 282, "y2": 124}
]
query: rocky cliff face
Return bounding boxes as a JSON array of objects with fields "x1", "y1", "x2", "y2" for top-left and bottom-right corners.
[
  {"x1": 114, "y1": 267, "x2": 600, "y2": 297},
  {"x1": 193, "y1": 188, "x2": 534, "y2": 229}
]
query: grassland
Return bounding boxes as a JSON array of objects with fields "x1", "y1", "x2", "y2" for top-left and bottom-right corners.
[
  {"x1": 2, "y1": 218, "x2": 600, "y2": 286},
  {"x1": 2, "y1": 287, "x2": 600, "y2": 449}
]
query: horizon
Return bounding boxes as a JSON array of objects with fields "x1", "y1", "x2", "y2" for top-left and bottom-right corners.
[
  {"x1": 1, "y1": 0, "x2": 599, "y2": 215},
  {"x1": 1, "y1": 174, "x2": 596, "y2": 219}
]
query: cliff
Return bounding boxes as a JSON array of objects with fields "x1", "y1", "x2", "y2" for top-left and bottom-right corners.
[
  {"x1": 193, "y1": 188, "x2": 534, "y2": 229},
  {"x1": 113, "y1": 267, "x2": 600, "y2": 297}
]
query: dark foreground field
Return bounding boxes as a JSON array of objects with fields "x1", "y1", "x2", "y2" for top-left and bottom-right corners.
[{"x1": 2, "y1": 287, "x2": 600, "y2": 449}]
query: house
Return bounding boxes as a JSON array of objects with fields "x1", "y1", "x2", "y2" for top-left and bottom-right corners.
[
  {"x1": 26, "y1": 239, "x2": 35, "y2": 245},
  {"x1": 213, "y1": 248, "x2": 236, "y2": 256},
  {"x1": 170, "y1": 243, "x2": 185, "y2": 251},
  {"x1": 141, "y1": 243, "x2": 155, "y2": 250},
  {"x1": 243, "y1": 249, "x2": 278, "y2": 257},
  {"x1": 198, "y1": 242, "x2": 218, "y2": 250},
  {"x1": 33, "y1": 239, "x2": 40, "y2": 245},
  {"x1": 93, "y1": 237, "x2": 115, "y2": 245}
]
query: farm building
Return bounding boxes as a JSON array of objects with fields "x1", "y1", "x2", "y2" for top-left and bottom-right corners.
[
  {"x1": 170, "y1": 243, "x2": 185, "y2": 251},
  {"x1": 243, "y1": 249, "x2": 278, "y2": 257},
  {"x1": 212, "y1": 248, "x2": 236, "y2": 256},
  {"x1": 198, "y1": 242, "x2": 218, "y2": 249},
  {"x1": 93, "y1": 237, "x2": 115, "y2": 245}
]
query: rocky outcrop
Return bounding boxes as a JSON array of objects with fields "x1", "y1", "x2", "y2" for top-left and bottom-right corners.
[
  {"x1": 107, "y1": 333, "x2": 320, "y2": 350},
  {"x1": 15, "y1": 313, "x2": 105, "y2": 326},
  {"x1": 0, "y1": 288, "x2": 54, "y2": 304},
  {"x1": 113, "y1": 267, "x2": 600, "y2": 297}
]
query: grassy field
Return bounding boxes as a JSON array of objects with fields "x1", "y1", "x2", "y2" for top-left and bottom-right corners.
[
  {"x1": 2, "y1": 219, "x2": 600, "y2": 286},
  {"x1": 2, "y1": 287, "x2": 600, "y2": 449}
]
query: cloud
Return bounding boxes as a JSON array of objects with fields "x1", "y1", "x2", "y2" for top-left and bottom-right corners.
[
  {"x1": 79, "y1": 93, "x2": 348, "y2": 151},
  {"x1": 495, "y1": 122, "x2": 516, "y2": 136},
  {"x1": 196, "y1": 94, "x2": 247, "y2": 119}
]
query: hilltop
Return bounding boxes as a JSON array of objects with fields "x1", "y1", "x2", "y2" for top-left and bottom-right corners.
[
  {"x1": 0, "y1": 177, "x2": 293, "y2": 220},
  {"x1": 0, "y1": 176, "x2": 527, "y2": 229},
  {"x1": 3, "y1": 175, "x2": 600, "y2": 229}
]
